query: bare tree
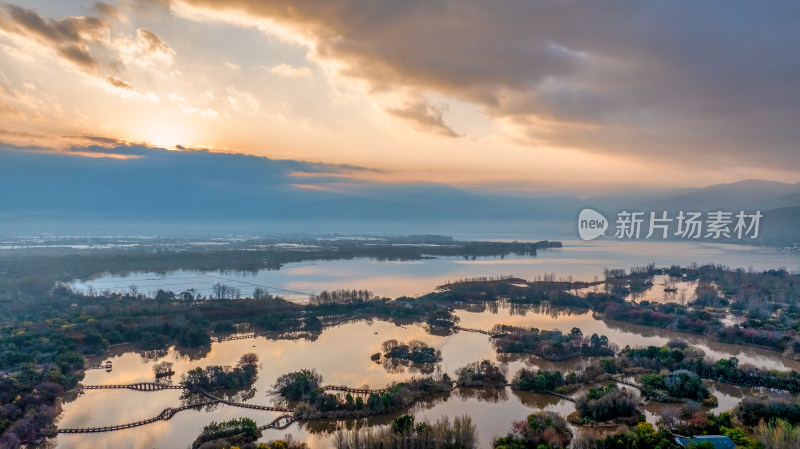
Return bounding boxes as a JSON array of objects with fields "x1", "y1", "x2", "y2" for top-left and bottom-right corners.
[
  {"x1": 252, "y1": 287, "x2": 269, "y2": 300},
  {"x1": 213, "y1": 283, "x2": 241, "y2": 299},
  {"x1": 152, "y1": 361, "x2": 174, "y2": 378}
]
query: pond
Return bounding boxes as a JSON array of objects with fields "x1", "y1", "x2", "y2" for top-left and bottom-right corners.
[
  {"x1": 56, "y1": 305, "x2": 797, "y2": 448},
  {"x1": 56, "y1": 240, "x2": 800, "y2": 448},
  {"x1": 70, "y1": 240, "x2": 800, "y2": 302}
]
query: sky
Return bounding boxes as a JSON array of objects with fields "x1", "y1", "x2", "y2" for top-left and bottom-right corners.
[{"x1": 1, "y1": 0, "x2": 799, "y2": 195}]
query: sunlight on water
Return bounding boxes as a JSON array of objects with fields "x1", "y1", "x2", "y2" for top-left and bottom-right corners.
[
  {"x1": 72, "y1": 240, "x2": 800, "y2": 300},
  {"x1": 57, "y1": 241, "x2": 800, "y2": 448}
]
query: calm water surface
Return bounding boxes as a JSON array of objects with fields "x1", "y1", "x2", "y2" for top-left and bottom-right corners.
[
  {"x1": 57, "y1": 241, "x2": 800, "y2": 448},
  {"x1": 73, "y1": 240, "x2": 800, "y2": 301}
]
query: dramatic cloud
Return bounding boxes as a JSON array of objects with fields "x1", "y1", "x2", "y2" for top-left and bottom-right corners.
[
  {"x1": 0, "y1": 4, "x2": 175, "y2": 91},
  {"x1": 388, "y1": 99, "x2": 459, "y2": 138},
  {"x1": 136, "y1": 28, "x2": 170, "y2": 55},
  {"x1": 105, "y1": 76, "x2": 133, "y2": 90},
  {"x1": 57, "y1": 44, "x2": 97, "y2": 69},
  {"x1": 92, "y1": 2, "x2": 120, "y2": 19},
  {"x1": 172, "y1": 0, "x2": 800, "y2": 169},
  {"x1": 3, "y1": 5, "x2": 106, "y2": 43},
  {"x1": 0, "y1": 5, "x2": 107, "y2": 71},
  {"x1": 0, "y1": 1, "x2": 798, "y2": 193}
]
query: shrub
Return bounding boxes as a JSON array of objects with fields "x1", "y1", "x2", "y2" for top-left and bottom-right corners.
[
  {"x1": 494, "y1": 411, "x2": 572, "y2": 448},
  {"x1": 574, "y1": 384, "x2": 640, "y2": 423}
]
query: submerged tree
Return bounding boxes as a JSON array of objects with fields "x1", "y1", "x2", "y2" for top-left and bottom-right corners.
[
  {"x1": 272, "y1": 369, "x2": 324, "y2": 402},
  {"x1": 152, "y1": 361, "x2": 174, "y2": 378},
  {"x1": 494, "y1": 411, "x2": 572, "y2": 448},
  {"x1": 333, "y1": 414, "x2": 477, "y2": 449}
]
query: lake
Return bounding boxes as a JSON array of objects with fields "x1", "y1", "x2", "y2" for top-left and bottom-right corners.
[
  {"x1": 71, "y1": 240, "x2": 800, "y2": 301},
  {"x1": 56, "y1": 240, "x2": 800, "y2": 448}
]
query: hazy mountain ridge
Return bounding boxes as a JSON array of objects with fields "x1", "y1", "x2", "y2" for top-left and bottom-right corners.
[{"x1": 2, "y1": 144, "x2": 799, "y2": 244}]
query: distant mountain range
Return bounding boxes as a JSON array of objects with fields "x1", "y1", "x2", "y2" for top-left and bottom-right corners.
[
  {"x1": 1, "y1": 144, "x2": 798, "y2": 244},
  {"x1": 635, "y1": 179, "x2": 800, "y2": 211},
  {"x1": 585, "y1": 180, "x2": 800, "y2": 246}
]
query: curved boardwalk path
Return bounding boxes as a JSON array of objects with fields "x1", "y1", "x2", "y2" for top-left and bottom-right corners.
[
  {"x1": 609, "y1": 376, "x2": 642, "y2": 389},
  {"x1": 81, "y1": 382, "x2": 183, "y2": 391},
  {"x1": 322, "y1": 385, "x2": 390, "y2": 395},
  {"x1": 57, "y1": 400, "x2": 216, "y2": 434},
  {"x1": 61, "y1": 381, "x2": 575, "y2": 435},
  {"x1": 59, "y1": 393, "x2": 293, "y2": 434},
  {"x1": 59, "y1": 382, "x2": 410, "y2": 434},
  {"x1": 452, "y1": 326, "x2": 504, "y2": 338},
  {"x1": 215, "y1": 332, "x2": 264, "y2": 342},
  {"x1": 198, "y1": 390, "x2": 292, "y2": 413},
  {"x1": 259, "y1": 414, "x2": 296, "y2": 431},
  {"x1": 543, "y1": 390, "x2": 575, "y2": 402},
  {"x1": 60, "y1": 389, "x2": 293, "y2": 434}
]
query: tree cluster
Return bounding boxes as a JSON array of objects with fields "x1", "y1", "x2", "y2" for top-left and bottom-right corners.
[
  {"x1": 381, "y1": 339, "x2": 441, "y2": 364},
  {"x1": 333, "y1": 414, "x2": 478, "y2": 449},
  {"x1": 574, "y1": 384, "x2": 641, "y2": 424},
  {"x1": 182, "y1": 353, "x2": 259, "y2": 391},
  {"x1": 455, "y1": 360, "x2": 507, "y2": 388},
  {"x1": 641, "y1": 370, "x2": 712, "y2": 403},
  {"x1": 193, "y1": 417, "x2": 260, "y2": 448},
  {"x1": 491, "y1": 325, "x2": 614, "y2": 360},
  {"x1": 494, "y1": 411, "x2": 572, "y2": 448}
]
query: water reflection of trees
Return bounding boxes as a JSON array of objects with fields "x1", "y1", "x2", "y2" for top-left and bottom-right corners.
[
  {"x1": 301, "y1": 415, "x2": 391, "y2": 435},
  {"x1": 379, "y1": 339, "x2": 441, "y2": 374},
  {"x1": 455, "y1": 386, "x2": 508, "y2": 402},
  {"x1": 59, "y1": 389, "x2": 83, "y2": 405},
  {"x1": 231, "y1": 387, "x2": 257, "y2": 402},
  {"x1": 508, "y1": 301, "x2": 586, "y2": 318},
  {"x1": 180, "y1": 391, "x2": 224, "y2": 412},
  {"x1": 299, "y1": 391, "x2": 453, "y2": 435},
  {"x1": 496, "y1": 352, "x2": 595, "y2": 373},
  {"x1": 456, "y1": 299, "x2": 588, "y2": 317},
  {"x1": 180, "y1": 386, "x2": 258, "y2": 406},
  {"x1": 174, "y1": 344, "x2": 211, "y2": 361},
  {"x1": 302, "y1": 418, "x2": 359, "y2": 435},
  {"x1": 511, "y1": 389, "x2": 565, "y2": 409},
  {"x1": 424, "y1": 324, "x2": 455, "y2": 336},
  {"x1": 407, "y1": 391, "x2": 452, "y2": 412},
  {"x1": 140, "y1": 345, "x2": 211, "y2": 365},
  {"x1": 457, "y1": 302, "x2": 499, "y2": 314},
  {"x1": 381, "y1": 357, "x2": 438, "y2": 375},
  {"x1": 709, "y1": 380, "x2": 751, "y2": 399},
  {"x1": 453, "y1": 298, "x2": 589, "y2": 319},
  {"x1": 139, "y1": 348, "x2": 170, "y2": 362}
]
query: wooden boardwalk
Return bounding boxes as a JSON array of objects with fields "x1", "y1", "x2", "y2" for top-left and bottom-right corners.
[
  {"x1": 60, "y1": 381, "x2": 454, "y2": 435},
  {"x1": 259, "y1": 414, "x2": 296, "y2": 431},
  {"x1": 198, "y1": 390, "x2": 292, "y2": 413},
  {"x1": 57, "y1": 401, "x2": 216, "y2": 433},
  {"x1": 322, "y1": 385, "x2": 390, "y2": 395},
  {"x1": 453, "y1": 326, "x2": 504, "y2": 338},
  {"x1": 58, "y1": 392, "x2": 293, "y2": 434},
  {"x1": 82, "y1": 382, "x2": 183, "y2": 391},
  {"x1": 610, "y1": 376, "x2": 641, "y2": 389},
  {"x1": 544, "y1": 390, "x2": 575, "y2": 402},
  {"x1": 215, "y1": 332, "x2": 264, "y2": 342}
]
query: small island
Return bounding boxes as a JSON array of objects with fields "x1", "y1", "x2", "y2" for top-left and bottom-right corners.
[
  {"x1": 641, "y1": 370, "x2": 718, "y2": 406},
  {"x1": 491, "y1": 325, "x2": 615, "y2": 360},
  {"x1": 569, "y1": 383, "x2": 645, "y2": 426}
]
